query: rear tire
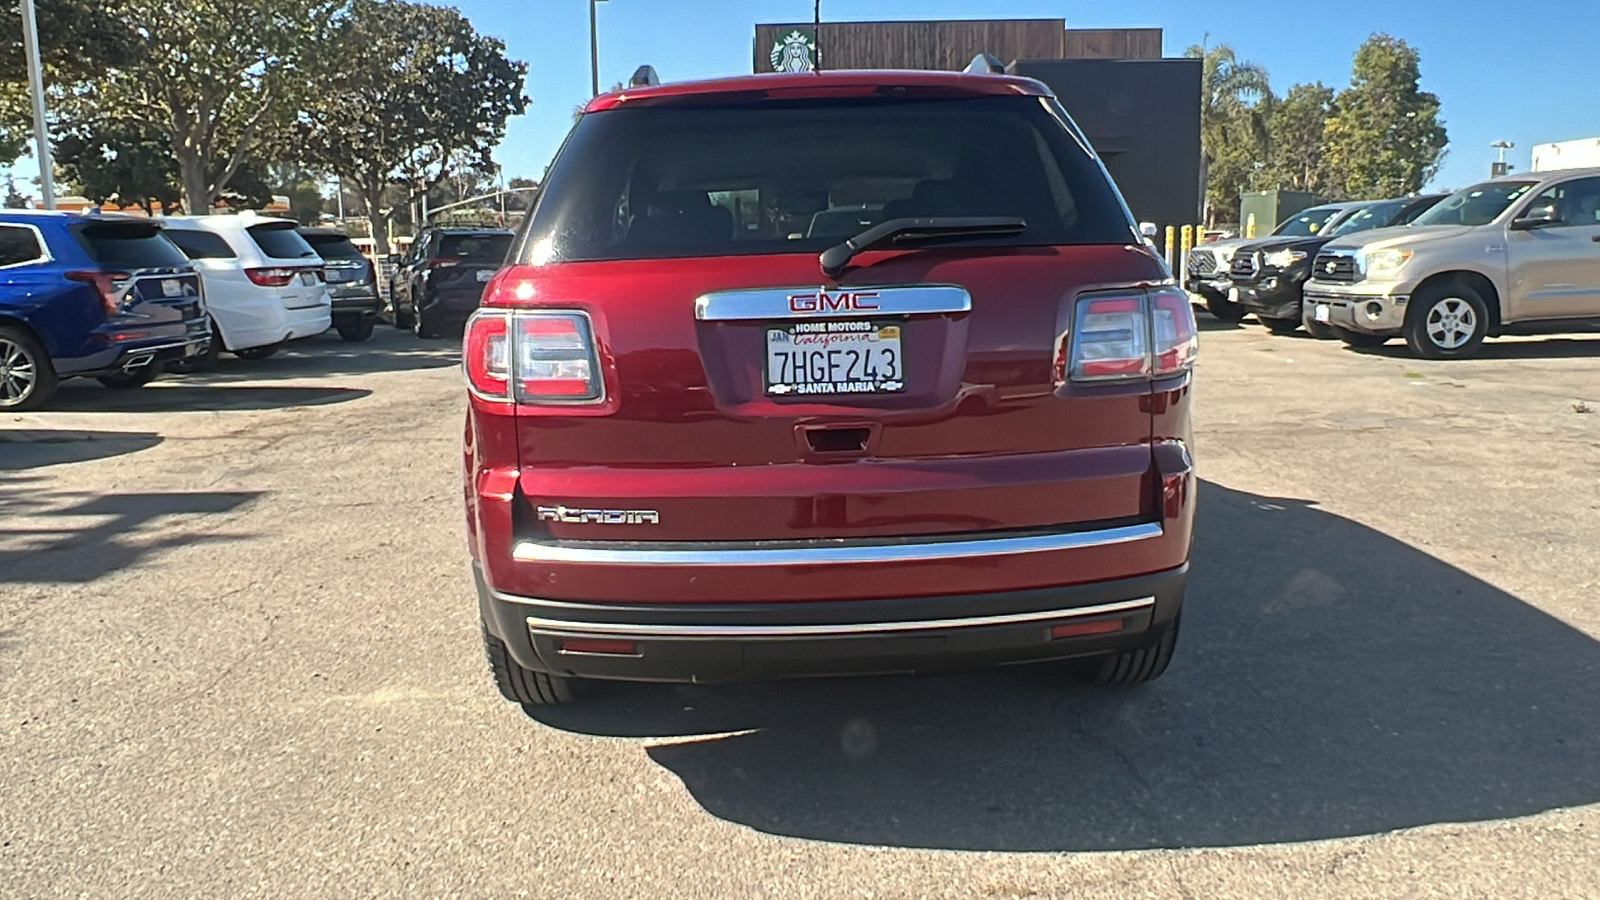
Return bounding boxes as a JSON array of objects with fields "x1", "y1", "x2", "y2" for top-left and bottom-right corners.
[
  {"x1": 1205, "y1": 293, "x2": 1247, "y2": 323},
  {"x1": 1331, "y1": 326, "x2": 1390, "y2": 349},
  {"x1": 96, "y1": 365, "x2": 160, "y2": 389},
  {"x1": 1078, "y1": 616, "x2": 1180, "y2": 687},
  {"x1": 482, "y1": 622, "x2": 576, "y2": 707},
  {"x1": 414, "y1": 307, "x2": 439, "y2": 340},
  {"x1": 337, "y1": 318, "x2": 375, "y2": 342},
  {"x1": 167, "y1": 323, "x2": 222, "y2": 374},
  {"x1": 233, "y1": 342, "x2": 282, "y2": 361},
  {"x1": 1259, "y1": 316, "x2": 1302, "y2": 336},
  {"x1": 0, "y1": 324, "x2": 58, "y2": 411},
  {"x1": 393, "y1": 303, "x2": 414, "y2": 330}
]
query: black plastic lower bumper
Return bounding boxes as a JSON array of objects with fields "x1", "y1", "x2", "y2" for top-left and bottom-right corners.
[
  {"x1": 477, "y1": 563, "x2": 1188, "y2": 684},
  {"x1": 1234, "y1": 277, "x2": 1306, "y2": 320}
]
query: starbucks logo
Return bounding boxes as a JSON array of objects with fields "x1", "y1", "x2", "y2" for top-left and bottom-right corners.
[{"x1": 770, "y1": 28, "x2": 816, "y2": 73}]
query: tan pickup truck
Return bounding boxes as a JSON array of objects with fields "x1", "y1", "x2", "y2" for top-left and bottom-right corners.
[{"x1": 1303, "y1": 168, "x2": 1600, "y2": 358}]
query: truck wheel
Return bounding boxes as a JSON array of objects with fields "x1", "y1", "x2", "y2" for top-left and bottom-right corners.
[
  {"x1": 1404, "y1": 283, "x2": 1488, "y2": 359},
  {"x1": 1258, "y1": 316, "x2": 1302, "y2": 336},
  {"x1": 1330, "y1": 326, "x2": 1390, "y2": 349},
  {"x1": 234, "y1": 342, "x2": 282, "y2": 361},
  {"x1": 0, "y1": 324, "x2": 58, "y2": 411},
  {"x1": 393, "y1": 303, "x2": 414, "y2": 329},
  {"x1": 1205, "y1": 293, "x2": 1247, "y2": 323},
  {"x1": 1077, "y1": 616, "x2": 1180, "y2": 687},
  {"x1": 337, "y1": 318, "x2": 375, "y2": 342},
  {"x1": 482, "y1": 622, "x2": 576, "y2": 707},
  {"x1": 96, "y1": 365, "x2": 160, "y2": 389}
]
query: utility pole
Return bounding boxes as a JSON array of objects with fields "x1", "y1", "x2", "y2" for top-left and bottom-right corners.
[
  {"x1": 589, "y1": 0, "x2": 608, "y2": 97},
  {"x1": 20, "y1": 0, "x2": 55, "y2": 208}
]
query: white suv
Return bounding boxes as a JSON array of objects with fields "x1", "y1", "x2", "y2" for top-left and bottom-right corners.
[{"x1": 163, "y1": 213, "x2": 332, "y2": 360}]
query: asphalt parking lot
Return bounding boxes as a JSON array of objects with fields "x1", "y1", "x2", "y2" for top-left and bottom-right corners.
[{"x1": 4, "y1": 322, "x2": 1600, "y2": 898}]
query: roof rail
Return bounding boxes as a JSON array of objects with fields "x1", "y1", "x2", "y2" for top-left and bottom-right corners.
[
  {"x1": 629, "y1": 65, "x2": 660, "y2": 88},
  {"x1": 963, "y1": 53, "x2": 1006, "y2": 75}
]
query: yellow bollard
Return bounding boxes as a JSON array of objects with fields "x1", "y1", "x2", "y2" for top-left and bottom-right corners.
[
  {"x1": 1164, "y1": 225, "x2": 1176, "y2": 271},
  {"x1": 1245, "y1": 213, "x2": 1257, "y2": 239}
]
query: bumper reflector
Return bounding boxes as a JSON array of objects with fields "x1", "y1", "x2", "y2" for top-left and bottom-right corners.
[
  {"x1": 1050, "y1": 618, "x2": 1126, "y2": 640},
  {"x1": 558, "y1": 638, "x2": 640, "y2": 656}
]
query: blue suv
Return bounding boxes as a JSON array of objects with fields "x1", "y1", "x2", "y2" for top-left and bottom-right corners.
[{"x1": 0, "y1": 211, "x2": 210, "y2": 410}]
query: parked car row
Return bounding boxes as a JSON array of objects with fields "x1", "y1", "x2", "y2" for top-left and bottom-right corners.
[
  {"x1": 1187, "y1": 167, "x2": 1600, "y2": 358},
  {"x1": 0, "y1": 210, "x2": 384, "y2": 410}
]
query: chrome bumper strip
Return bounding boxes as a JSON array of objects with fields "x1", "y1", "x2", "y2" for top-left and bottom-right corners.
[{"x1": 512, "y1": 522, "x2": 1163, "y2": 567}]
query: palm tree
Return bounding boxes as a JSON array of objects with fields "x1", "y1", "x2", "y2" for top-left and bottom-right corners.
[{"x1": 1186, "y1": 41, "x2": 1272, "y2": 226}]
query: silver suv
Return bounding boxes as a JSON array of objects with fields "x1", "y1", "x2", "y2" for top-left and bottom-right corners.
[{"x1": 1305, "y1": 168, "x2": 1600, "y2": 358}]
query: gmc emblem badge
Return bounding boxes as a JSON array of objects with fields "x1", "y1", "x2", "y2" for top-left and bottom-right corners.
[{"x1": 787, "y1": 289, "x2": 880, "y2": 313}]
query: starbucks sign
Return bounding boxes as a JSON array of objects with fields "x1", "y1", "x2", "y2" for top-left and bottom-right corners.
[{"x1": 770, "y1": 27, "x2": 817, "y2": 73}]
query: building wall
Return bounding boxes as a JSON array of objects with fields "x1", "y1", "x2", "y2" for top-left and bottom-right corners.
[
  {"x1": 1010, "y1": 58, "x2": 1203, "y2": 229},
  {"x1": 755, "y1": 19, "x2": 1066, "y2": 73},
  {"x1": 1062, "y1": 28, "x2": 1163, "y2": 59}
]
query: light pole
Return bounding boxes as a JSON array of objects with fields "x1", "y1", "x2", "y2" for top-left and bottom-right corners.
[
  {"x1": 590, "y1": 0, "x2": 608, "y2": 98},
  {"x1": 1491, "y1": 140, "x2": 1514, "y2": 178},
  {"x1": 19, "y1": 0, "x2": 55, "y2": 209}
]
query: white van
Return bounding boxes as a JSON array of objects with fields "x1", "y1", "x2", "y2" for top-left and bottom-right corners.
[{"x1": 163, "y1": 214, "x2": 332, "y2": 360}]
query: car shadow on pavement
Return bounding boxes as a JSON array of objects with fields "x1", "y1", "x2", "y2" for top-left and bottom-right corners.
[
  {"x1": 0, "y1": 430, "x2": 163, "y2": 470},
  {"x1": 1347, "y1": 336, "x2": 1600, "y2": 361},
  {"x1": 44, "y1": 383, "x2": 370, "y2": 413},
  {"x1": 166, "y1": 330, "x2": 461, "y2": 384},
  {"x1": 0, "y1": 486, "x2": 261, "y2": 584},
  {"x1": 527, "y1": 480, "x2": 1600, "y2": 851}
]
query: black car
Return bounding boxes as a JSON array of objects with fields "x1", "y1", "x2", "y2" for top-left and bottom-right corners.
[
  {"x1": 298, "y1": 227, "x2": 381, "y2": 342},
  {"x1": 1227, "y1": 194, "x2": 1446, "y2": 336},
  {"x1": 390, "y1": 227, "x2": 513, "y2": 338}
]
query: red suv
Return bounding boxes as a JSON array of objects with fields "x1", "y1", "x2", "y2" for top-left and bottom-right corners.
[{"x1": 464, "y1": 71, "x2": 1197, "y2": 707}]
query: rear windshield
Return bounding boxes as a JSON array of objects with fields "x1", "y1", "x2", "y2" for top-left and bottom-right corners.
[
  {"x1": 302, "y1": 233, "x2": 367, "y2": 261},
  {"x1": 522, "y1": 95, "x2": 1134, "y2": 264},
  {"x1": 77, "y1": 223, "x2": 191, "y2": 268},
  {"x1": 248, "y1": 223, "x2": 319, "y2": 260},
  {"x1": 437, "y1": 233, "x2": 512, "y2": 263},
  {"x1": 1412, "y1": 181, "x2": 1537, "y2": 227},
  {"x1": 1274, "y1": 207, "x2": 1345, "y2": 238},
  {"x1": 165, "y1": 228, "x2": 237, "y2": 259}
]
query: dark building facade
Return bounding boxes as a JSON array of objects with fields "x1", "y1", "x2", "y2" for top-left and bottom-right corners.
[
  {"x1": 752, "y1": 20, "x2": 1200, "y2": 228},
  {"x1": 1010, "y1": 58, "x2": 1202, "y2": 228}
]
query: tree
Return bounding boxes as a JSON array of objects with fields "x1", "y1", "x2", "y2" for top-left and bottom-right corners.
[
  {"x1": 506, "y1": 176, "x2": 540, "y2": 211},
  {"x1": 77, "y1": 0, "x2": 338, "y2": 213},
  {"x1": 300, "y1": 0, "x2": 529, "y2": 253},
  {"x1": 1186, "y1": 41, "x2": 1272, "y2": 225},
  {"x1": 55, "y1": 121, "x2": 184, "y2": 214},
  {"x1": 1323, "y1": 34, "x2": 1448, "y2": 199},
  {"x1": 268, "y1": 164, "x2": 328, "y2": 224},
  {"x1": 0, "y1": 0, "x2": 137, "y2": 165},
  {"x1": 1264, "y1": 82, "x2": 1336, "y2": 196}
]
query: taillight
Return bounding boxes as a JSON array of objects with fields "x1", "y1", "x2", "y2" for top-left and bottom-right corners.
[
  {"x1": 1149, "y1": 286, "x2": 1199, "y2": 376},
  {"x1": 428, "y1": 256, "x2": 463, "y2": 268},
  {"x1": 464, "y1": 309, "x2": 603, "y2": 406},
  {"x1": 1063, "y1": 287, "x2": 1198, "y2": 383},
  {"x1": 463, "y1": 310, "x2": 511, "y2": 398},
  {"x1": 66, "y1": 270, "x2": 133, "y2": 316},
  {"x1": 244, "y1": 267, "x2": 296, "y2": 287}
]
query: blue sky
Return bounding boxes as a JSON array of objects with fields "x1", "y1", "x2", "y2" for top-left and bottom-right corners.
[{"x1": 454, "y1": 0, "x2": 1599, "y2": 192}]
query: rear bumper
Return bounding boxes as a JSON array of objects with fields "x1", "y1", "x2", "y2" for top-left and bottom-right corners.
[
  {"x1": 56, "y1": 333, "x2": 210, "y2": 377},
  {"x1": 330, "y1": 288, "x2": 381, "y2": 321},
  {"x1": 478, "y1": 561, "x2": 1187, "y2": 684}
]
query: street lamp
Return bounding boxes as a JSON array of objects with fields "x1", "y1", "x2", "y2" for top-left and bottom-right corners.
[
  {"x1": 590, "y1": 0, "x2": 608, "y2": 98},
  {"x1": 19, "y1": 0, "x2": 55, "y2": 209}
]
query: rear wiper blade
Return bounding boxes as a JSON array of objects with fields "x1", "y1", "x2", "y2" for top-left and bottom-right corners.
[{"x1": 819, "y1": 216, "x2": 1027, "y2": 278}]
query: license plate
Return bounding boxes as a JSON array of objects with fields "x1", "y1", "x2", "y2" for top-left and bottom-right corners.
[
  {"x1": 161, "y1": 279, "x2": 182, "y2": 297},
  {"x1": 476, "y1": 269, "x2": 494, "y2": 282},
  {"x1": 1228, "y1": 286, "x2": 1242, "y2": 303},
  {"x1": 765, "y1": 320, "x2": 904, "y2": 396},
  {"x1": 299, "y1": 271, "x2": 317, "y2": 286},
  {"x1": 1314, "y1": 304, "x2": 1331, "y2": 323}
]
